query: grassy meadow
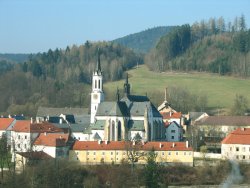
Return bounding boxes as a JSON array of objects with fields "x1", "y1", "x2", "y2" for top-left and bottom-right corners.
[{"x1": 104, "y1": 65, "x2": 250, "y2": 112}]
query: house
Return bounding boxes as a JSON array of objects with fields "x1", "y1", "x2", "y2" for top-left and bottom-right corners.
[
  {"x1": 15, "y1": 151, "x2": 52, "y2": 169},
  {"x1": 0, "y1": 118, "x2": 16, "y2": 138},
  {"x1": 221, "y1": 128, "x2": 250, "y2": 162},
  {"x1": 33, "y1": 133, "x2": 70, "y2": 158},
  {"x1": 11, "y1": 120, "x2": 64, "y2": 153},
  {"x1": 69, "y1": 141, "x2": 193, "y2": 166},
  {"x1": 165, "y1": 121, "x2": 183, "y2": 142},
  {"x1": 187, "y1": 112, "x2": 209, "y2": 125},
  {"x1": 194, "y1": 116, "x2": 250, "y2": 152}
]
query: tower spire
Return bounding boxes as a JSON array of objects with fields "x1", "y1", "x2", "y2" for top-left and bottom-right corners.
[
  {"x1": 96, "y1": 48, "x2": 101, "y2": 73},
  {"x1": 124, "y1": 73, "x2": 130, "y2": 96}
]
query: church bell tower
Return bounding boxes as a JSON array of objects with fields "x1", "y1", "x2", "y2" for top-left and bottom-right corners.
[{"x1": 90, "y1": 49, "x2": 104, "y2": 123}]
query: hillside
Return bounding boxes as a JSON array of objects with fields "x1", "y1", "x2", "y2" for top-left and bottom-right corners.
[
  {"x1": 104, "y1": 65, "x2": 250, "y2": 113},
  {"x1": 0, "y1": 53, "x2": 29, "y2": 63},
  {"x1": 113, "y1": 26, "x2": 175, "y2": 53}
]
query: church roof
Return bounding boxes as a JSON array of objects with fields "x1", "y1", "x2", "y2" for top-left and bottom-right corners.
[
  {"x1": 90, "y1": 120, "x2": 106, "y2": 130},
  {"x1": 96, "y1": 101, "x2": 129, "y2": 117},
  {"x1": 128, "y1": 120, "x2": 144, "y2": 131}
]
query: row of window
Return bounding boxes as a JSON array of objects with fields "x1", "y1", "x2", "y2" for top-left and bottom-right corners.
[
  {"x1": 230, "y1": 146, "x2": 250, "y2": 152},
  {"x1": 76, "y1": 151, "x2": 192, "y2": 156}
]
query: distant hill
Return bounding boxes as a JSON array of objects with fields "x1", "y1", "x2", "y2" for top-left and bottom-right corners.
[
  {"x1": 113, "y1": 26, "x2": 175, "y2": 53},
  {"x1": 0, "y1": 53, "x2": 29, "y2": 63}
]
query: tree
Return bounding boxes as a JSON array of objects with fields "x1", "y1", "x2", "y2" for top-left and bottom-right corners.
[
  {"x1": 125, "y1": 141, "x2": 145, "y2": 173},
  {"x1": 231, "y1": 94, "x2": 248, "y2": 115},
  {"x1": 0, "y1": 133, "x2": 11, "y2": 179},
  {"x1": 143, "y1": 149, "x2": 160, "y2": 188}
]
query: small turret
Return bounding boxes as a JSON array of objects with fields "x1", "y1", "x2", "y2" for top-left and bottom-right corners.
[{"x1": 124, "y1": 73, "x2": 130, "y2": 96}]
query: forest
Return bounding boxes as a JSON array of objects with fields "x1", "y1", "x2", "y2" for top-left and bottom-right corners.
[{"x1": 0, "y1": 15, "x2": 249, "y2": 116}]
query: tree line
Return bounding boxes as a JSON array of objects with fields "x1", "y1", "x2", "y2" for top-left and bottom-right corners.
[
  {"x1": 145, "y1": 15, "x2": 250, "y2": 77},
  {"x1": 0, "y1": 42, "x2": 142, "y2": 116}
]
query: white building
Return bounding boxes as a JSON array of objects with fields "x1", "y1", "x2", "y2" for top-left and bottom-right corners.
[
  {"x1": 221, "y1": 128, "x2": 250, "y2": 162},
  {"x1": 0, "y1": 118, "x2": 16, "y2": 138},
  {"x1": 33, "y1": 133, "x2": 70, "y2": 158},
  {"x1": 11, "y1": 120, "x2": 64, "y2": 153}
]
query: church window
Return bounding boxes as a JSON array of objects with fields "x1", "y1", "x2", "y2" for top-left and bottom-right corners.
[
  {"x1": 98, "y1": 80, "x2": 100, "y2": 89},
  {"x1": 95, "y1": 80, "x2": 97, "y2": 89}
]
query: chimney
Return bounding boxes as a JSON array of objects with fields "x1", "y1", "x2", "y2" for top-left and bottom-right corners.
[
  {"x1": 31, "y1": 117, "x2": 33, "y2": 124},
  {"x1": 60, "y1": 136, "x2": 62, "y2": 139},
  {"x1": 133, "y1": 140, "x2": 136, "y2": 146},
  {"x1": 59, "y1": 118, "x2": 63, "y2": 124},
  {"x1": 186, "y1": 141, "x2": 189, "y2": 148},
  {"x1": 241, "y1": 127, "x2": 246, "y2": 131},
  {"x1": 159, "y1": 143, "x2": 162, "y2": 148},
  {"x1": 98, "y1": 140, "x2": 102, "y2": 145},
  {"x1": 105, "y1": 140, "x2": 108, "y2": 145},
  {"x1": 44, "y1": 132, "x2": 47, "y2": 136},
  {"x1": 172, "y1": 143, "x2": 175, "y2": 148},
  {"x1": 142, "y1": 140, "x2": 145, "y2": 145}
]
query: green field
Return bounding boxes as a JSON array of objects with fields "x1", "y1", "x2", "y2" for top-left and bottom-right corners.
[{"x1": 104, "y1": 65, "x2": 250, "y2": 111}]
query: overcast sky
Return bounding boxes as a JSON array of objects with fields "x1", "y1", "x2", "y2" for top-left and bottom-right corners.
[{"x1": 1, "y1": 0, "x2": 250, "y2": 53}]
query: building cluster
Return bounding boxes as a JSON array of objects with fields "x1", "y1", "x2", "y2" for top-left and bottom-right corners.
[
  {"x1": 1, "y1": 55, "x2": 249, "y2": 168},
  {"x1": 0, "y1": 56, "x2": 193, "y2": 168}
]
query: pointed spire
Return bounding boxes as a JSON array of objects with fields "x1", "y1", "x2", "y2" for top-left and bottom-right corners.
[
  {"x1": 116, "y1": 88, "x2": 120, "y2": 101},
  {"x1": 95, "y1": 48, "x2": 101, "y2": 73},
  {"x1": 165, "y1": 87, "x2": 168, "y2": 101},
  {"x1": 124, "y1": 73, "x2": 130, "y2": 96}
]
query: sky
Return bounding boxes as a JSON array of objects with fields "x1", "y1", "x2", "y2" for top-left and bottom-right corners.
[{"x1": 0, "y1": 0, "x2": 250, "y2": 53}]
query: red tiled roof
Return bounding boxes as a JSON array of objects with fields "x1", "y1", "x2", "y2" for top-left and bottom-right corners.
[
  {"x1": 0, "y1": 118, "x2": 15, "y2": 130},
  {"x1": 12, "y1": 121, "x2": 63, "y2": 133},
  {"x1": 161, "y1": 112, "x2": 182, "y2": 119},
  {"x1": 195, "y1": 116, "x2": 250, "y2": 126},
  {"x1": 222, "y1": 128, "x2": 250, "y2": 145},
  {"x1": 16, "y1": 151, "x2": 52, "y2": 160},
  {"x1": 34, "y1": 133, "x2": 69, "y2": 147},
  {"x1": 72, "y1": 141, "x2": 192, "y2": 151}
]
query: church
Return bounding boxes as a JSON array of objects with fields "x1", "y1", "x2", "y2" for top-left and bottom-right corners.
[{"x1": 85, "y1": 53, "x2": 165, "y2": 142}]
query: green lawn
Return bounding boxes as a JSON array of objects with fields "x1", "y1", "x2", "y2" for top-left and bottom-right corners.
[{"x1": 104, "y1": 65, "x2": 250, "y2": 110}]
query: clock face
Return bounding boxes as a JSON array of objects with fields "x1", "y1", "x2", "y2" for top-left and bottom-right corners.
[{"x1": 93, "y1": 94, "x2": 98, "y2": 100}]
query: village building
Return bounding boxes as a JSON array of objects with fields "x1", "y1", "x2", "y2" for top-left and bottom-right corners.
[
  {"x1": 221, "y1": 128, "x2": 250, "y2": 162},
  {"x1": 0, "y1": 118, "x2": 16, "y2": 138},
  {"x1": 194, "y1": 116, "x2": 250, "y2": 152},
  {"x1": 11, "y1": 120, "x2": 64, "y2": 153},
  {"x1": 69, "y1": 140, "x2": 193, "y2": 166},
  {"x1": 165, "y1": 121, "x2": 183, "y2": 142},
  {"x1": 33, "y1": 133, "x2": 70, "y2": 158}
]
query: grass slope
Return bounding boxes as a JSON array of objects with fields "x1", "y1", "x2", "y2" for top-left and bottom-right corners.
[{"x1": 104, "y1": 65, "x2": 250, "y2": 111}]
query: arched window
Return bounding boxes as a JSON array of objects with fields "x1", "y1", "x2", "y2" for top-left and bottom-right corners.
[
  {"x1": 110, "y1": 120, "x2": 115, "y2": 141},
  {"x1": 95, "y1": 80, "x2": 97, "y2": 89},
  {"x1": 98, "y1": 80, "x2": 100, "y2": 89},
  {"x1": 118, "y1": 121, "x2": 122, "y2": 141}
]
